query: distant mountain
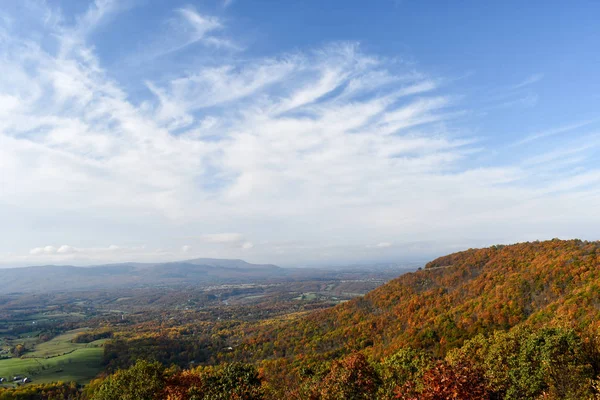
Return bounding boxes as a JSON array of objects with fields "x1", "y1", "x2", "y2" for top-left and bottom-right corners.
[
  {"x1": 0, "y1": 258, "x2": 284, "y2": 294},
  {"x1": 0, "y1": 257, "x2": 414, "y2": 294}
]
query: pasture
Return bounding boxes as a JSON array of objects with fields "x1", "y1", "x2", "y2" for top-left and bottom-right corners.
[{"x1": 0, "y1": 329, "x2": 104, "y2": 385}]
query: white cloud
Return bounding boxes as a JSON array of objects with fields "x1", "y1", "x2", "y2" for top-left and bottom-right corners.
[
  {"x1": 175, "y1": 6, "x2": 237, "y2": 50},
  {"x1": 366, "y1": 242, "x2": 392, "y2": 249},
  {"x1": 29, "y1": 244, "x2": 133, "y2": 257},
  {"x1": 75, "y1": 0, "x2": 121, "y2": 35},
  {"x1": 19, "y1": 244, "x2": 157, "y2": 265},
  {"x1": 29, "y1": 247, "x2": 46, "y2": 255},
  {"x1": 44, "y1": 246, "x2": 57, "y2": 254},
  {"x1": 0, "y1": 2, "x2": 599, "y2": 267},
  {"x1": 57, "y1": 245, "x2": 77, "y2": 254}
]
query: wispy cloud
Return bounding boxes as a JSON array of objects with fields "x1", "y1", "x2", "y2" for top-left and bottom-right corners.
[
  {"x1": 514, "y1": 119, "x2": 597, "y2": 146},
  {"x1": 481, "y1": 73, "x2": 543, "y2": 111},
  {"x1": 175, "y1": 6, "x2": 238, "y2": 51},
  {"x1": 522, "y1": 140, "x2": 600, "y2": 167},
  {"x1": 0, "y1": 2, "x2": 599, "y2": 266},
  {"x1": 56, "y1": 0, "x2": 132, "y2": 57},
  {"x1": 133, "y1": 5, "x2": 239, "y2": 64},
  {"x1": 510, "y1": 73, "x2": 544, "y2": 90},
  {"x1": 484, "y1": 93, "x2": 539, "y2": 110},
  {"x1": 74, "y1": 0, "x2": 123, "y2": 35}
]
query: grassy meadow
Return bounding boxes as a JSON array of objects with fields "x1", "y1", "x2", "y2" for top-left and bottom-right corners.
[{"x1": 0, "y1": 329, "x2": 104, "y2": 385}]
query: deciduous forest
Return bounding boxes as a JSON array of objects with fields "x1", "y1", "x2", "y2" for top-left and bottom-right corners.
[{"x1": 1, "y1": 239, "x2": 600, "y2": 399}]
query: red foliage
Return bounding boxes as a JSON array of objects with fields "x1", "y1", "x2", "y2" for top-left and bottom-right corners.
[{"x1": 395, "y1": 361, "x2": 489, "y2": 400}]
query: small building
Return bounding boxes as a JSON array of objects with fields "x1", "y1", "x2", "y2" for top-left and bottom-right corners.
[
  {"x1": 13, "y1": 376, "x2": 22, "y2": 381},
  {"x1": 22, "y1": 377, "x2": 30, "y2": 383},
  {"x1": 0, "y1": 377, "x2": 5, "y2": 382}
]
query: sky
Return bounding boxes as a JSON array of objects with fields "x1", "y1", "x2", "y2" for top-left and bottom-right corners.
[{"x1": 0, "y1": 0, "x2": 599, "y2": 267}]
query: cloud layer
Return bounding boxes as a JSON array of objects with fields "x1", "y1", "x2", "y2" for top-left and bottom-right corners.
[{"x1": 1, "y1": 1, "x2": 600, "y2": 266}]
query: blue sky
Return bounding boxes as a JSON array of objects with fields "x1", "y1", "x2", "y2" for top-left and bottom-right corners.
[{"x1": 0, "y1": 0, "x2": 599, "y2": 267}]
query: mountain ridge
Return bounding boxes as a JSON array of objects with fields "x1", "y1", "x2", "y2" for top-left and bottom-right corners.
[
  {"x1": 0, "y1": 258, "x2": 285, "y2": 294},
  {"x1": 240, "y1": 239, "x2": 600, "y2": 362}
]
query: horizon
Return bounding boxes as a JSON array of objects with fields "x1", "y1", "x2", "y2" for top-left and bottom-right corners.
[
  {"x1": 1, "y1": 1, "x2": 600, "y2": 267},
  {"x1": 0, "y1": 251, "x2": 427, "y2": 269},
  {"x1": 0, "y1": 237, "x2": 587, "y2": 269}
]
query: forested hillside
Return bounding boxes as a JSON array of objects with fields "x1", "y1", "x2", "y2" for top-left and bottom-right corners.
[
  {"x1": 2, "y1": 239, "x2": 600, "y2": 399},
  {"x1": 228, "y1": 239, "x2": 600, "y2": 399},
  {"x1": 242, "y1": 239, "x2": 600, "y2": 362}
]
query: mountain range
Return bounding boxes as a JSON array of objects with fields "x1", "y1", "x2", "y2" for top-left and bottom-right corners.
[
  {"x1": 0, "y1": 258, "x2": 284, "y2": 294},
  {"x1": 0, "y1": 258, "x2": 411, "y2": 294}
]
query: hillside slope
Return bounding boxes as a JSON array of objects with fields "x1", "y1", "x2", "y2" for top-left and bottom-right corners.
[
  {"x1": 4, "y1": 239, "x2": 600, "y2": 399},
  {"x1": 242, "y1": 239, "x2": 600, "y2": 360}
]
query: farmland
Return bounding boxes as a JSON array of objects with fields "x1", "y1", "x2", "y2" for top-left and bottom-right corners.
[
  {"x1": 0, "y1": 329, "x2": 105, "y2": 386},
  {"x1": 0, "y1": 270, "x2": 400, "y2": 388},
  {"x1": 0, "y1": 347, "x2": 103, "y2": 385}
]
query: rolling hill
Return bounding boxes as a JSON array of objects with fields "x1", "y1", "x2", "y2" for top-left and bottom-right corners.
[
  {"x1": 3, "y1": 239, "x2": 600, "y2": 399},
  {"x1": 83, "y1": 239, "x2": 600, "y2": 399},
  {"x1": 242, "y1": 239, "x2": 600, "y2": 361},
  {"x1": 0, "y1": 258, "x2": 408, "y2": 294}
]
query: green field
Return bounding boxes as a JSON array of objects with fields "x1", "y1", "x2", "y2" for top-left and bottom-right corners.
[
  {"x1": 293, "y1": 292, "x2": 318, "y2": 301},
  {"x1": 0, "y1": 329, "x2": 105, "y2": 385},
  {"x1": 0, "y1": 347, "x2": 103, "y2": 384},
  {"x1": 24, "y1": 329, "x2": 96, "y2": 358}
]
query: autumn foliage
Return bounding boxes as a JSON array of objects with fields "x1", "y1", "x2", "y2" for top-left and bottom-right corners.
[
  {"x1": 242, "y1": 239, "x2": 600, "y2": 362},
  {"x1": 395, "y1": 360, "x2": 488, "y2": 400},
  {"x1": 3, "y1": 239, "x2": 600, "y2": 399}
]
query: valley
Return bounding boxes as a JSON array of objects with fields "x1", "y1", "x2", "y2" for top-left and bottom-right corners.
[
  {"x1": 0, "y1": 240, "x2": 599, "y2": 399},
  {"x1": 0, "y1": 265, "x2": 406, "y2": 392}
]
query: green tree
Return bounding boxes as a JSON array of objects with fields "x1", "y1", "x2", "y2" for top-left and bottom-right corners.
[
  {"x1": 195, "y1": 363, "x2": 264, "y2": 400},
  {"x1": 378, "y1": 347, "x2": 431, "y2": 398},
  {"x1": 448, "y1": 326, "x2": 593, "y2": 399},
  {"x1": 88, "y1": 360, "x2": 165, "y2": 400},
  {"x1": 11, "y1": 344, "x2": 25, "y2": 358}
]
